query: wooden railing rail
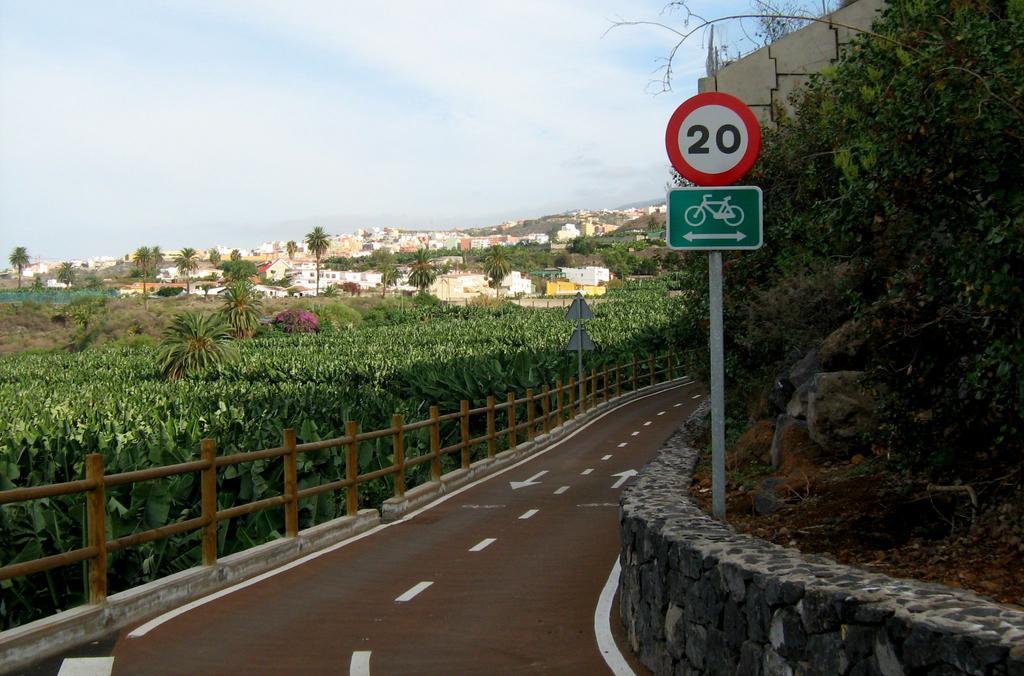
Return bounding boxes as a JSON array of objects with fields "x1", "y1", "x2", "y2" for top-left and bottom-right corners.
[{"x1": 0, "y1": 349, "x2": 679, "y2": 610}]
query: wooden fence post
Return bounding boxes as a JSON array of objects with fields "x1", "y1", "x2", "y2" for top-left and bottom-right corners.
[
  {"x1": 283, "y1": 429, "x2": 298, "y2": 538},
  {"x1": 632, "y1": 356, "x2": 639, "y2": 391},
  {"x1": 507, "y1": 392, "x2": 517, "y2": 448},
  {"x1": 346, "y1": 421, "x2": 359, "y2": 517},
  {"x1": 85, "y1": 454, "x2": 106, "y2": 603},
  {"x1": 603, "y1": 364, "x2": 610, "y2": 404},
  {"x1": 649, "y1": 354, "x2": 656, "y2": 387},
  {"x1": 616, "y1": 363, "x2": 622, "y2": 398},
  {"x1": 542, "y1": 385, "x2": 552, "y2": 433},
  {"x1": 430, "y1": 406, "x2": 441, "y2": 481},
  {"x1": 526, "y1": 388, "x2": 535, "y2": 440},
  {"x1": 568, "y1": 377, "x2": 576, "y2": 419},
  {"x1": 460, "y1": 400, "x2": 471, "y2": 470},
  {"x1": 392, "y1": 414, "x2": 406, "y2": 498},
  {"x1": 668, "y1": 350, "x2": 674, "y2": 380},
  {"x1": 554, "y1": 380, "x2": 563, "y2": 427},
  {"x1": 201, "y1": 438, "x2": 218, "y2": 565},
  {"x1": 486, "y1": 395, "x2": 496, "y2": 459}
]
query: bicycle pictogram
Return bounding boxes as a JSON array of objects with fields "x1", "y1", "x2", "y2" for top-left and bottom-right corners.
[{"x1": 683, "y1": 194, "x2": 744, "y2": 227}]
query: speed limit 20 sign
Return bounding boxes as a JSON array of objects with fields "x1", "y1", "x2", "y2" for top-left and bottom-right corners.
[{"x1": 665, "y1": 92, "x2": 762, "y2": 186}]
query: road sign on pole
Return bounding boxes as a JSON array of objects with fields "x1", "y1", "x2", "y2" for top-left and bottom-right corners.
[
  {"x1": 564, "y1": 292, "x2": 594, "y2": 405},
  {"x1": 667, "y1": 186, "x2": 763, "y2": 251},
  {"x1": 665, "y1": 92, "x2": 763, "y2": 523}
]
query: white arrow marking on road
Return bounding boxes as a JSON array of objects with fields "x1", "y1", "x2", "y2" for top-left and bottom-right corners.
[
  {"x1": 350, "y1": 651, "x2": 372, "y2": 676},
  {"x1": 581, "y1": 468, "x2": 594, "y2": 475},
  {"x1": 554, "y1": 486, "x2": 570, "y2": 495},
  {"x1": 469, "y1": 538, "x2": 496, "y2": 552},
  {"x1": 519, "y1": 509, "x2": 539, "y2": 520},
  {"x1": 396, "y1": 581, "x2": 433, "y2": 602},
  {"x1": 509, "y1": 470, "x2": 548, "y2": 490},
  {"x1": 617, "y1": 442, "x2": 628, "y2": 448},
  {"x1": 602, "y1": 454, "x2": 612, "y2": 461},
  {"x1": 683, "y1": 231, "x2": 746, "y2": 241},
  {"x1": 611, "y1": 470, "x2": 639, "y2": 489}
]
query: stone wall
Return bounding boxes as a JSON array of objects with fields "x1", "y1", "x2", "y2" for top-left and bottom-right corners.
[
  {"x1": 698, "y1": 0, "x2": 886, "y2": 125},
  {"x1": 619, "y1": 407, "x2": 1024, "y2": 675}
]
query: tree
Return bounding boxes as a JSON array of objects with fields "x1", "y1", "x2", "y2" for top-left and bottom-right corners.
[
  {"x1": 229, "y1": 249, "x2": 242, "y2": 262},
  {"x1": 8, "y1": 247, "x2": 29, "y2": 289},
  {"x1": 408, "y1": 249, "x2": 437, "y2": 294},
  {"x1": 380, "y1": 264, "x2": 398, "y2": 298},
  {"x1": 209, "y1": 249, "x2": 222, "y2": 266},
  {"x1": 173, "y1": 247, "x2": 199, "y2": 295},
  {"x1": 481, "y1": 245, "x2": 512, "y2": 298},
  {"x1": 56, "y1": 262, "x2": 76, "y2": 288},
  {"x1": 133, "y1": 246, "x2": 154, "y2": 306},
  {"x1": 221, "y1": 260, "x2": 258, "y2": 283},
  {"x1": 218, "y1": 281, "x2": 263, "y2": 338},
  {"x1": 285, "y1": 240, "x2": 298, "y2": 261},
  {"x1": 304, "y1": 226, "x2": 330, "y2": 296},
  {"x1": 157, "y1": 312, "x2": 239, "y2": 380}
]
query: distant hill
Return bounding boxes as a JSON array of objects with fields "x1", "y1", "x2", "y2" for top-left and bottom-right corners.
[{"x1": 614, "y1": 198, "x2": 665, "y2": 211}]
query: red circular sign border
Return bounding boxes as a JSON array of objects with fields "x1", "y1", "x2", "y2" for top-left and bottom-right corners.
[{"x1": 665, "y1": 91, "x2": 762, "y2": 186}]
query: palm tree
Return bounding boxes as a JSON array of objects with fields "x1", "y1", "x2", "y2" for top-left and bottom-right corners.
[
  {"x1": 209, "y1": 249, "x2": 222, "y2": 266},
  {"x1": 133, "y1": 246, "x2": 154, "y2": 305},
  {"x1": 151, "y1": 246, "x2": 164, "y2": 276},
  {"x1": 380, "y1": 264, "x2": 398, "y2": 298},
  {"x1": 408, "y1": 249, "x2": 437, "y2": 294},
  {"x1": 173, "y1": 247, "x2": 199, "y2": 295},
  {"x1": 304, "y1": 226, "x2": 330, "y2": 296},
  {"x1": 285, "y1": 240, "x2": 298, "y2": 261},
  {"x1": 56, "y1": 262, "x2": 76, "y2": 288},
  {"x1": 482, "y1": 245, "x2": 513, "y2": 299},
  {"x1": 157, "y1": 312, "x2": 239, "y2": 380},
  {"x1": 8, "y1": 247, "x2": 29, "y2": 289},
  {"x1": 218, "y1": 281, "x2": 263, "y2": 338}
]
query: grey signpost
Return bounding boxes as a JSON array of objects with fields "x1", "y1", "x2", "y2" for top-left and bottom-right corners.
[
  {"x1": 665, "y1": 92, "x2": 763, "y2": 521},
  {"x1": 565, "y1": 292, "x2": 595, "y2": 402}
]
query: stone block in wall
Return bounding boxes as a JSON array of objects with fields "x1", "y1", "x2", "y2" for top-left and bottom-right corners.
[
  {"x1": 769, "y1": 19, "x2": 837, "y2": 75},
  {"x1": 716, "y1": 45, "x2": 774, "y2": 106},
  {"x1": 698, "y1": 76, "x2": 717, "y2": 93},
  {"x1": 831, "y1": 0, "x2": 885, "y2": 46},
  {"x1": 772, "y1": 75, "x2": 812, "y2": 121}
]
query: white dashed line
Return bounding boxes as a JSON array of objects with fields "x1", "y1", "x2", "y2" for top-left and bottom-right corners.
[
  {"x1": 519, "y1": 509, "x2": 539, "y2": 520},
  {"x1": 617, "y1": 442, "x2": 628, "y2": 448},
  {"x1": 350, "y1": 651, "x2": 372, "y2": 676},
  {"x1": 631, "y1": 432, "x2": 639, "y2": 437},
  {"x1": 674, "y1": 403, "x2": 683, "y2": 407},
  {"x1": 581, "y1": 468, "x2": 594, "y2": 475},
  {"x1": 692, "y1": 394, "x2": 702, "y2": 399},
  {"x1": 58, "y1": 658, "x2": 114, "y2": 676},
  {"x1": 554, "y1": 486, "x2": 570, "y2": 494},
  {"x1": 643, "y1": 421, "x2": 652, "y2": 426},
  {"x1": 657, "y1": 411, "x2": 666, "y2": 416},
  {"x1": 469, "y1": 538, "x2": 497, "y2": 552},
  {"x1": 602, "y1": 454, "x2": 612, "y2": 461},
  {"x1": 396, "y1": 581, "x2": 434, "y2": 602}
]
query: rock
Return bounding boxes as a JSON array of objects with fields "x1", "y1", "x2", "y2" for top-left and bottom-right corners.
[
  {"x1": 730, "y1": 420, "x2": 776, "y2": 469},
  {"x1": 770, "y1": 415, "x2": 820, "y2": 472},
  {"x1": 806, "y1": 371, "x2": 877, "y2": 456},
  {"x1": 753, "y1": 478, "x2": 783, "y2": 515},
  {"x1": 665, "y1": 603, "x2": 685, "y2": 659},
  {"x1": 874, "y1": 630, "x2": 905, "y2": 676},
  {"x1": 785, "y1": 378, "x2": 815, "y2": 420},
  {"x1": 788, "y1": 350, "x2": 821, "y2": 390},
  {"x1": 819, "y1": 318, "x2": 870, "y2": 370},
  {"x1": 738, "y1": 641, "x2": 764, "y2": 676},
  {"x1": 769, "y1": 351, "x2": 819, "y2": 414},
  {"x1": 769, "y1": 607, "x2": 808, "y2": 659},
  {"x1": 762, "y1": 648, "x2": 795, "y2": 676},
  {"x1": 768, "y1": 375, "x2": 795, "y2": 414}
]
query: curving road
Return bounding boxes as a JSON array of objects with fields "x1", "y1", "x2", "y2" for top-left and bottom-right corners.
[{"x1": 54, "y1": 381, "x2": 702, "y2": 675}]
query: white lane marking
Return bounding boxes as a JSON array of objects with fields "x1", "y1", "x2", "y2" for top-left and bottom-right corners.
[
  {"x1": 611, "y1": 470, "x2": 639, "y2": 489},
  {"x1": 128, "y1": 381, "x2": 692, "y2": 637},
  {"x1": 469, "y1": 538, "x2": 497, "y2": 552},
  {"x1": 643, "y1": 421, "x2": 652, "y2": 426},
  {"x1": 692, "y1": 394, "x2": 702, "y2": 399},
  {"x1": 581, "y1": 468, "x2": 594, "y2": 475},
  {"x1": 595, "y1": 558, "x2": 636, "y2": 676},
  {"x1": 674, "y1": 403, "x2": 683, "y2": 408},
  {"x1": 461, "y1": 504, "x2": 504, "y2": 509},
  {"x1": 509, "y1": 470, "x2": 548, "y2": 490},
  {"x1": 617, "y1": 442, "x2": 628, "y2": 448},
  {"x1": 58, "y1": 658, "x2": 115, "y2": 676},
  {"x1": 350, "y1": 651, "x2": 372, "y2": 676},
  {"x1": 396, "y1": 581, "x2": 434, "y2": 602},
  {"x1": 657, "y1": 411, "x2": 666, "y2": 416},
  {"x1": 630, "y1": 432, "x2": 639, "y2": 437},
  {"x1": 602, "y1": 454, "x2": 612, "y2": 461},
  {"x1": 519, "y1": 509, "x2": 539, "y2": 520}
]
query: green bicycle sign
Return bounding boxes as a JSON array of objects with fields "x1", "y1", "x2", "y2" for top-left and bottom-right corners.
[{"x1": 667, "y1": 186, "x2": 763, "y2": 251}]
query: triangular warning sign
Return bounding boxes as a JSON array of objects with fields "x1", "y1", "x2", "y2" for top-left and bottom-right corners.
[
  {"x1": 565, "y1": 325, "x2": 595, "y2": 351},
  {"x1": 564, "y1": 293, "x2": 593, "y2": 322}
]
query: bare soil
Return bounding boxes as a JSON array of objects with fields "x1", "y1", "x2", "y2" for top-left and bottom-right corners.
[{"x1": 690, "y1": 442, "x2": 1024, "y2": 609}]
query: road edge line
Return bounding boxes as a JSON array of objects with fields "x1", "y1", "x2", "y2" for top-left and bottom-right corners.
[{"x1": 595, "y1": 558, "x2": 635, "y2": 676}]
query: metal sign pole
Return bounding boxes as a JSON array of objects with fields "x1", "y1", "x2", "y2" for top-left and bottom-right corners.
[
  {"x1": 577, "y1": 321, "x2": 585, "y2": 406},
  {"x1": 708, "y1": 251, "x2": 726, "y2": 520}
]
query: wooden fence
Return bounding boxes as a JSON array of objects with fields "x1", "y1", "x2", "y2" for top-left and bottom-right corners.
[{"x1": 0, "y1": 350, "x2": 678, "y2": 609}]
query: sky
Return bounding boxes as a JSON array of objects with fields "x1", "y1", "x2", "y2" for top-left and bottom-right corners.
[{"x1": 0, "y1": 0, "x2": 755, "y2": 261}]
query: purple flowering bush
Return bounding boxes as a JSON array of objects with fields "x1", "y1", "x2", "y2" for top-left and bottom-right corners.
[{"x1": 273, "y1": 308, "x2": 319, "y2": 333}]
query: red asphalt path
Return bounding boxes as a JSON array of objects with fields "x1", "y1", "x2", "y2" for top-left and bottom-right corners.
[{"x1": 103, "y1": 382, "x2": 702, "y2": 675}]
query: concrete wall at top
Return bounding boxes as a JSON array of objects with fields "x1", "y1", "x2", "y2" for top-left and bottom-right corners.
[{"x1": 698, "y1": 0, "x2": 886, "y2": 125}]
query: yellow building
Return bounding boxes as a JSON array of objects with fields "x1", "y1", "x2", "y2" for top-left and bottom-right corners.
[{"x1": 545, "y1": 280, "x2": 606, "y2": 297}]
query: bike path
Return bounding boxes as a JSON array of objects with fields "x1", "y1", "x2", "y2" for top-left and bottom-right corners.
[{"x1": 101, "y1": 382, "x2": 702, "y2": 675}]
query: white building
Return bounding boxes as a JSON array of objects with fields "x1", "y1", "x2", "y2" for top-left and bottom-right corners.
[
  {"x1": 561, "y1": 266, "x2": 610, "y2": 287},
  {"x1": 555, "y1": 223, "x2": 580, "y2": 241},
  {"x1": 500, "y1": 271, "x2": 534, "y2": 296},
  {"x1": 522, "y1": 233, "x2": 550, "y2": 245}
]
